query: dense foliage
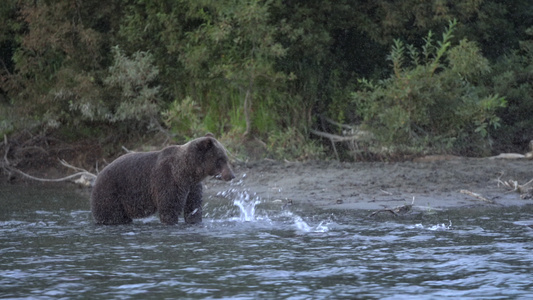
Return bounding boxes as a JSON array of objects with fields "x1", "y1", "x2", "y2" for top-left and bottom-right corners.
[
  {"x1": 1, "y1": 0, "x2": 532, "y2": 160},
  {"x1": 351, "y1": 21, "x2": 506, "y2": 156}
]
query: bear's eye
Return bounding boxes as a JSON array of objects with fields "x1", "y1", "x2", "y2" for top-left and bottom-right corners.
[{"x1": 216, "y1": 158, "x2": 225, "y2": 168}]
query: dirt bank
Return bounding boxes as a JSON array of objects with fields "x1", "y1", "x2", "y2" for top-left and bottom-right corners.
[
  {"x1": 3, "y1": 134, "x2": 532, "y2": 213},
  {"x1": 205, "y1": 157, "x2": 533, "y2": 213}
]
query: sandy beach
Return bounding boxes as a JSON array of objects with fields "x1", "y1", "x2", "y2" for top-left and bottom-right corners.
[{"x1": 205, "y1": 157, "x2": 533, "y2": 213}]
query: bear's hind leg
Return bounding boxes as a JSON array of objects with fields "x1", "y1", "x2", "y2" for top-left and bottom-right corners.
[
  {"x1": 184, "y1": 183, "x2": 203, "y2": 224},
  {"x1": 91, "y1": 193, "x2": 132, "y2": 225},
  {"x1": 97, "y1": 209, "x2": 132, "y2": 225}
]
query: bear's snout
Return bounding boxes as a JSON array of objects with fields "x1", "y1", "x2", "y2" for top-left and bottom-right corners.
[{"x1": 221, "y1": 165, "x2": 235, "y2": 181}]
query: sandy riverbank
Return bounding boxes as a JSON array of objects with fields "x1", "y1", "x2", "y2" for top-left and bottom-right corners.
[{"x1": 204, "y1": 157, "x2": 533, "y2": 213}]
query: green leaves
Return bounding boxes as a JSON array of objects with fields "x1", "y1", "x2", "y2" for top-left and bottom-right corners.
[
  {"x1": 64, "y1": 46, "x2": 161, "y2": 128},
  {"x1": 103, "y1": 46, "x2": 161, "y2": 125},
  {"x1": 388, "y1": 39, "x2": 406, "y2": 78},
  {"x1": 179, "y1": 0, "x2": 289, "y2": 136},
  {"x1": 429, "y1": 19, "x2": 456, "y2": 75},
  {"x1": 162, "y1": 96, "x2": 204, "y2": 140},
  {"x1": 105, "y1": 47, "x2": 159, "y2": 99},
  {"x1": 0, "y1": 0, "x2": 530, "y2": 159},
  {"x1": 448, "y1": 39, "x2": 491, "y2": 78},
  {"x1": 351, "y1": 20, "x2": 506, "y2": 156}
]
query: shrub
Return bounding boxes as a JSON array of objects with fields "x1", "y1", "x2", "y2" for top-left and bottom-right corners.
[
  {"x1": 67, "y1": 46, "x2": 162, "y2": 130},
  {"x1": 267, "y1": 127, "x2": 324, "y2": 161},
  {"x1": 162, "y1": 96, "x2": 205, "y2": 140},
  {"x1": 103, "y1": 46, "x2": 161, "y2": 127},
  {"x1": 351, "y1": 20, "x2": 506, "y2": 156}
]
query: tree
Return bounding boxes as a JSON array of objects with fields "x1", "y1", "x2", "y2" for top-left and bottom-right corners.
[
  {"x1": 2, "y1": 0, "x2": 120, "y2": 131},
  {"x1": 486, "y1": 26, "x2": 533, "y2": 152},
  {"x1": 1, "y1": 0, "x2": 531, "y2": 160}
]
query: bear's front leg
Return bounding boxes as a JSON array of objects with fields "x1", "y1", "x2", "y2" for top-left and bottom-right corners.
[
  {"x1": 184, "y1": 183, "x2": 203, "y2": 224},
  {"x1": 156, "y1": 186, "x2": 187, "y2": 225}
]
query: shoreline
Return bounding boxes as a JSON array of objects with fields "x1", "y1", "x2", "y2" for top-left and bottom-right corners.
[
  {"x1": 204, "y1": 157, "x2": 533, "y2": 213},
  {"x1": 3, "y1": 155, "x2": 532, "y2": 213}
]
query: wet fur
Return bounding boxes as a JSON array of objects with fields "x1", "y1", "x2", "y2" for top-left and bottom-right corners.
[{"x1": 90, "y1": 136, "x2": 234, "y2": 225}]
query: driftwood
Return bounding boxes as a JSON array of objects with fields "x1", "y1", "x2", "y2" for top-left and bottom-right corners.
[
  {"x1": 489, "y1": 140, "x2": 533, "y2": 160},
  {"x1": 368, "y1": 204, "x2": 413, "y2": 217},
  {"x1": 459, "y1": 189, "x2": 494, "y2": 204},
  {"x1": 5, "y1": 159, "x2": 97, "y2": 187},
  {"x1": 2, "y1": 134, "x2": 97, "y2": 187},
  {"x1": 496, "y1": 173, "x2": 533, "y2": 199},
  {"x1": 311, "y1": 117, "x2": 374, "y2": 160},
  {"x1": 368, "y1": 197, "x2": 415, "y2": 217},
  {"x1": 498, "y1": 178, "x2": 533, "y2": 193}
]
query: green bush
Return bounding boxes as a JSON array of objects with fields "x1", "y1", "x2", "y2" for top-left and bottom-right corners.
[
  {"x1": 162, "y1": 96, "x2": 205, "y2": 140},
  {"x1": 103, "y1": 46, "x2": 161, "y2": 126},
  {"x1": 267, "y1": 127, "x2": 324, "y2": 161},
  {"x1": 65, "y1": 46, "x2": 162, "y2": 131},
  {"x1": 351, "y1": 20, "x2": 506, "y2": 156}
]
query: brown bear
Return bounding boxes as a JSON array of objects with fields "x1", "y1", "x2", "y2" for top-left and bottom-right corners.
[{"x1": 90, "y1": 134, "x2": 234, "y2": 225}]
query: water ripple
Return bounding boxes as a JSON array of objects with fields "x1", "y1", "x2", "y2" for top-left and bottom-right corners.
[{"x1": 1, "y1": 184, "x2": 533, "y2": 299}]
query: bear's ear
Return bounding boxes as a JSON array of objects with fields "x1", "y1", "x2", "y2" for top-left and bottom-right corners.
[
  {"x1": 196, "y1": 137, "x2": 213, "y2": 152},
  {"x1": 205, "y1": 133, "x2": 214, "y2": 138}
]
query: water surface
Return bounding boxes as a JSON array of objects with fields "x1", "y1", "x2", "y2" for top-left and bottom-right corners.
[{"x1": 1, "y1": 183, "x2": 532, "y2": 299}]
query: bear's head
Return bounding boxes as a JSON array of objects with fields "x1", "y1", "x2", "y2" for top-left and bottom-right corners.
[{"x1": 191, "y1": 134, "x2": 235, "y2": 181}]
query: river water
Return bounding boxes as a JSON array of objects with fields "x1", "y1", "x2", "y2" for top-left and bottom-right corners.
[{"x1": 1, "y1": 182, "x2": 532, "y2": 299}]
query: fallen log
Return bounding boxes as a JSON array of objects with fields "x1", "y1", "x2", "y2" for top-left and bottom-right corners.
[{"x1": 2, "y1": 134, "x2": 97, "y2": 187}]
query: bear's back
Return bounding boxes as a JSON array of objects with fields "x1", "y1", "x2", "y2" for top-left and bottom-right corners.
[{"x1": 95, "y1": 151, "x2": 160, "y2": 188}]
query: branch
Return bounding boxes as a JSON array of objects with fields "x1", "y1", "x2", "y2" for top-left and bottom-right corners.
[
  {"x1": 323, "y1": 116, "x2": 354, "y2": 131},
  {"x1": 3, "y1": 134, "x2": 9, "y2": 166},
  {"x1": 0, "y1": 57, "x2": 13, "y2": 76},
  {"x1": 310, "y1": 129, "x2": 373, "y2": 142},
  {"x1": 7, "y1": 166, "x2": 96, "y2": 186},
  {"x1": 2, "y1": 135, "x2": 96, "y2": 186},
  {"x1": 121, "y1": 146, "x2": 133, "y2": 153},
  {"x1": 311, "y1": 129, "x2": 353, "y2": 142},
  {"x1": 460, "y1": 189, "x2": 494, "y2": 204},
  {"x1": 496, "y1": 174, "x2": 533, "y2": 194}
]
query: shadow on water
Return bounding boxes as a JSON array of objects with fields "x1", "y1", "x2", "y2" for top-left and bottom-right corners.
[{"x1": 1, "y1": 181, "x2": 533, "y2": 299}]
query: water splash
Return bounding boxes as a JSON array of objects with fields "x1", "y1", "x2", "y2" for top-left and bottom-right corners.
[
  {"x1": 293, "y1": 215, "x2": 312, "y2": 232},
  {"x1": 214, "y1": 173, "x2": 330, "y2": 232},
  {"x1": 216, "y1": 188, "x2": 263, "y2": 222},
  {"x1": 290, "y1": 212, "x2": 330, "y2": 233},
  {"x1": 233, "y1": 197, "x2": 260, "y2": 222},
  {"x1": 408, "y1": 220, "x2": 452, "y2": 231}
]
